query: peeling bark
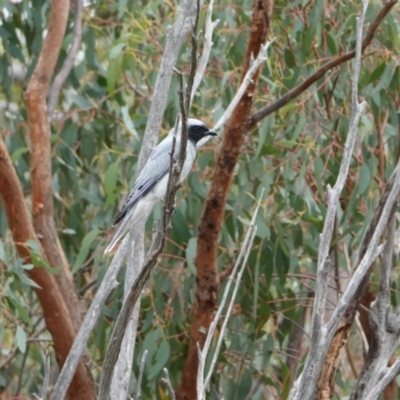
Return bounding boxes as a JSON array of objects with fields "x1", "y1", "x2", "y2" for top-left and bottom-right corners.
[{"x1": 176, "y1": 1, "x2": 273, "y2": 399}]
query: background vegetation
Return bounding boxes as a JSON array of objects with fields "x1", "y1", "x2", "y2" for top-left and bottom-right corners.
[{"x1": 1, "y1": 0, "x2": 400, "y2": 398}]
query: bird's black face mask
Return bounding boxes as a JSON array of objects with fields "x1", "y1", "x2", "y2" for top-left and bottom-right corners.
[{"x1": 188, "y1": 124, "x2": 217, "y2": 144}]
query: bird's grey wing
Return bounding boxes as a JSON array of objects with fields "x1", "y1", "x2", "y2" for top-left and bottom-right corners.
[{"x1": 113, "y1": 136, "x2": 177, "y2": 225}]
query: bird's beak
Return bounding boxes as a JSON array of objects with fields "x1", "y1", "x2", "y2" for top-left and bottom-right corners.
[{"x1": 207, "y1": 130, "x2": 217, "y2": 136}]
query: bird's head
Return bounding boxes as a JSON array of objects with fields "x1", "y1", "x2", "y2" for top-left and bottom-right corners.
[{"x1": 187, "y1": 118, "x2": 217, "y2": 144}]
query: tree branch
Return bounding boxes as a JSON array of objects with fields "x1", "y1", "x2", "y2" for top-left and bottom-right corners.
[
  {"x1": 190, "y1": 0, "x2": 219, "y2": 104},
  {"x1": 197, "y1": 191, "x2": 263, "y2": 399},
  {"x1": 161, "y1": 368, "x2": 177, "y2": 400},
  {"x1": 289, "y1": 1, "x2": 369, "y2": 397},
  {"x1": 248, "y1": 0, "x2": 398, "y2": 127},
  {"x1": 364, "y1": 359, "x2": 400, "y2": 400},
  {"x1": 350, "y1": 218, "x2": 397, "y2": 400},
  {"x1": 110, "y1": 228, "x2": 143, "y2": 399},
  {"x1": 134, "y1": 350, "x2": 148, "y2": 400},
  {"x1": 50, "y1": 239, "x2": 127, "y2": 400}
]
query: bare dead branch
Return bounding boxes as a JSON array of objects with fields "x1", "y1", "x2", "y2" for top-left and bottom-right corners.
[
  {"x1": 289, "y1": 1, "x2": 369, "y2": 398},
  {"x1": 197, "y1": 41, "x2": 273, "y2": 150},
  {"x1": 365, "y1": 359, "x2": 400, "y2": 400},
  {"x1": 184, "y1": 0, "x2": 200, "y2": 112},
  {"x1": 197, "y1": 191, "x2": 262, "y2": 399},
  {"x1": 134, "y1": 350, "x2": 148, "y2": 400},
  {"x1": 50, "y1": 239, "x2": 127, "y2": 400},
  {"x1": 350, "y1": 218, "x2": 399, "y2": 400},
  {"x1": 48, "y1": 0, "x2": 83, "y2": 119},
  {"x1": 110, "y1": 228, "x2": 143, "y2": 398},
  {"x1": 190, "y1": 0, "x2": 219, "y2": 104},
  {"x1": 161, "y1": 368, "x2": 177, "y2": 400},
  {"x1": 33, "y1": 350, "x2": 50, "y2": 400}
]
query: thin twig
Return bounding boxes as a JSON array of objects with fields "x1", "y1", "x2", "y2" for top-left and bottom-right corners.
[
  {"x1": 185, "y1": 0, "x2": 200, "y2": 112},
  {"x1": 197, "y1": 190, "x2": 264, "y2": 399},
  {"x1": 134, "y1": 350, "x2": 148, "y2": 400},
  {"x1": 161, "y1": 368, "x2": 176, "y2": 400},
  {"x1": 190, "y1": 0, "x2": 219, "y2": 104},
  {"x1": 197, "y1": 40, "x2": 273, "y2": 149},
  {"x1": 33, "y1": 350, "x2": 50, "y2": 400}
]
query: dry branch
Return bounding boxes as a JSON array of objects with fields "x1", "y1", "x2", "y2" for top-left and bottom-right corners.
[
  {"x1": 0, "y1": 135, "x2": 94, "y2": 399},
  {"x1": 176, "y1": 1, "x2": 272, "y2": 399},
  {"x1": 190, "y1": 0, "x2": 219, "y2": 104},
  {"x1": 50, "y1": 239, "x2": 127, "y2": 400},
  {"x1": 110, "y1": 228, "x2": 143, "y2": 399},
  {"x1": 289, "y1": 1, "x2": 400, "y2": 397},
  {"x1": 289, "y1": 1, "x2": 369, "y2": 397},
  {"x1": 197, "y1": 191, "x2": 262, "y2": 399},
  {"x1": 350, "y1": 219, "x2": 398, "y2": 399}
]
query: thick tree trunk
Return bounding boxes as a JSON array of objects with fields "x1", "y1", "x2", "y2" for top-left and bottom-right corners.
[{"x1": 176, "y1": 1, "x2": 273, "y2": 399}]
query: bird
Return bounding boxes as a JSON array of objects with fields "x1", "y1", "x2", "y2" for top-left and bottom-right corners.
[{"x1": 104, "y1": 118, "x2": 217, "y2": 254}]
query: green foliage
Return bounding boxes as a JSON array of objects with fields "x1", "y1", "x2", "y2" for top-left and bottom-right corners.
[{"x1": 1, "y1": 0, "x2": 399, "y2": 398}]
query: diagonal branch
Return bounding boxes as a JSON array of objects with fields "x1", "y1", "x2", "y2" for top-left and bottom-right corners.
[
  {"x1": 0, "y1": 135, "x2": 94, "y2": 400},
  {"x1": 50, "y1": 239, "x2": 127, "y2": 400},
  {"x1": 248, "y1": 0, "x2": 398, "y2": 127}
]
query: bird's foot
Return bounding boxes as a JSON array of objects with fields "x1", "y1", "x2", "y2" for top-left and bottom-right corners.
[
  {"x1": 171, "y1": 196, "x2": 177, "y2": 214},
  {"x1": 152, "y1": 221, "x2": 159, "y2": 232}
]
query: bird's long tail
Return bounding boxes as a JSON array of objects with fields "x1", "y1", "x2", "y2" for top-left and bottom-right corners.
[{"x1": 104, "y1": 205, "x2": 137, "y2": 254}]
